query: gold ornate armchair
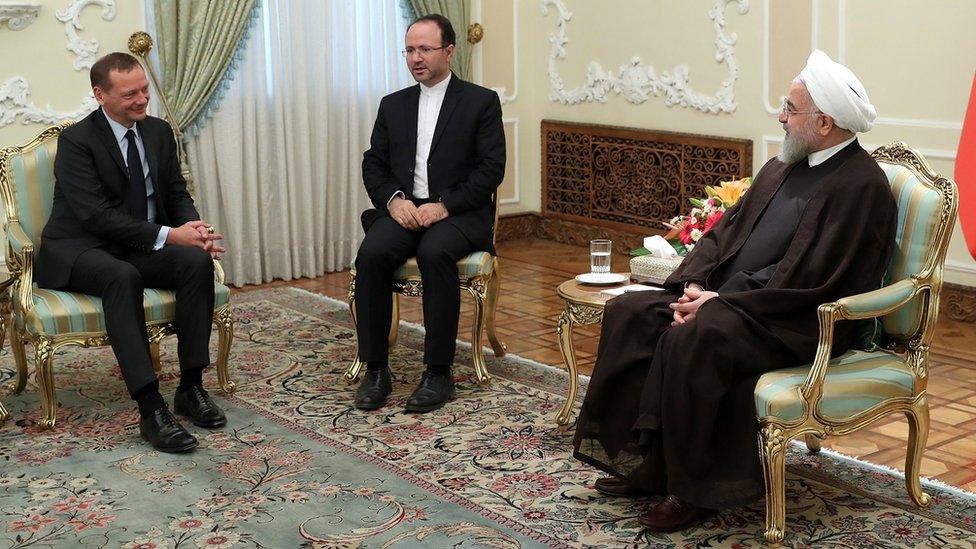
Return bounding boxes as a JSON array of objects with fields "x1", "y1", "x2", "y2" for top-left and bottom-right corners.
[
  {"x1": 344, "y1": 194, "x2": 507, "y2": 385},
  {"x1": 753, "y1": 142, "x2": 957, "y2": 545},
  {"x1": 0, "y1": 123, "x2": 236, "y2": 429}
]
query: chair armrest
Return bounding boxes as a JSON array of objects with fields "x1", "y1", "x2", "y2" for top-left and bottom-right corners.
[
  {"x1": 799, "y1": 278, "x2": 922, "y2": 412},
  {"x1": 6, "y1": 221, "x2": 32, "y2": 260},
  {"x1": 5, "y1": 221, "x2": 35, "y2": 312},
  {"x1": 836, "y1": 279, "x2": 919, "y2": 319}
]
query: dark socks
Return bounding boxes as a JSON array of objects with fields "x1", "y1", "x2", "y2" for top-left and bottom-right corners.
[
  {"x1": 133, "y1": 381, "x2": 166, "y2": 418},
  {"x1": 177, "y1": 366, "x2": 205, "y2": 392},
  {"x1": 426, "y1": 364, "x2": 451, "y2": 376},
  {"x1": 366, "y1": 361, "x2": 388, "y2": 372}
]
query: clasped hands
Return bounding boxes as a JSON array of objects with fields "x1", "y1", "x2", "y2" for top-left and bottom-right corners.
[
  {"x1": 166, "y1": 220, "x2": 227, "y2": 259},
  {"x1": 389, "y1": 197, "x2": 448, "y2": 230},
  {"x1": 669, "y1": 283, "x2": 719, "y2": 326}
]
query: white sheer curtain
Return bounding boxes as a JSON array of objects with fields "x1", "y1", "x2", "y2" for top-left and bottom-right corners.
[{"x1": 187, "y1": 0, "x2": 412, "y2": 286}]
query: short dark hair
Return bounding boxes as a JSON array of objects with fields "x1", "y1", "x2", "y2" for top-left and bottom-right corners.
[
  {"x1": 90, "y1": 52, "x2": 142, "y2": 91},
  {"x1": 409, "y1": 13, "x2": 456, "y2": 47}
]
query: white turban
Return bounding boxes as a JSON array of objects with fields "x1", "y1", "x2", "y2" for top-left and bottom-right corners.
[{"x1": 798, "y1": 49, "x2": 876, "y2": 133}]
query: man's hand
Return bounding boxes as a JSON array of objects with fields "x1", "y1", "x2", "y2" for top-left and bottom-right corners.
[
  {"x1": 166, "y1": 220, "x2": 223, "y2": 252},
  {"x1": 417, "y1": 202, "x2": 449, "y2": 227},
  {"x1": 670, "y1": 285, "x2": 719, "y2": 326},
  {"x1": 389, "y1": 197, "x2": 423, "y2": 230},
  {"x1": 195, "y1": 224, "x2": 227, "y2": 259}
]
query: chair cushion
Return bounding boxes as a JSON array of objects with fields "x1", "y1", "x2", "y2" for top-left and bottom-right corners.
[
  {"x1": 755, "y1": 350, "x2": 916, "y2": 423},
  {"x1": 7, "y1": 137, "x2": 58, "y2": 246},
  {"x1": 18, "y1": 283, "x2": 232, "y2": 336},
  {"x1": 350, "y1": 251, "x2": 495, "y2": 279}
]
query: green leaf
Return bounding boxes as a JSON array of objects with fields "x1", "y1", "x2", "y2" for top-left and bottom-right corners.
[
  {"x1": 630, "y1": 247, "x2": 650, "y2": 257},
  {"x1": 689, "y1": 197, "x2": 706, "y2": 208}
]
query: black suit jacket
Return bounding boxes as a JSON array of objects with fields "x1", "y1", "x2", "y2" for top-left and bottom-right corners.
[
  {"x1": 361, "y1": 75, "x2": 506, "y2": 253},
  {"x1": 36, "y1": 109, "x2": 199, "y2": 288}
]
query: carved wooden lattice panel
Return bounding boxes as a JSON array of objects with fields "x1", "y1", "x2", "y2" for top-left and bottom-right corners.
[{"x1": 542, "y1": 120, "x2": 752, "y2": 234}]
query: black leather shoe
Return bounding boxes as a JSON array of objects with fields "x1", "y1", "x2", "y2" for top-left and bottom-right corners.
[
  {"x1": 404, "y1": 370, "x2": 455, "y2": 413},
  {"x1": 174, "y1": 385, "x2": 227, "y2": 428},
  {"x1": 139, "y1": 407, "x2": 199, "y2": 453},
  {"x1": 638, "y1": 495, "x2": 712, "y2": 532},
  {"x1": 594, "y1": 477, "x2": 654, "y2": 498},
  {"x1": 354, "y1": 367, "x2": 392, "y2": 410}
]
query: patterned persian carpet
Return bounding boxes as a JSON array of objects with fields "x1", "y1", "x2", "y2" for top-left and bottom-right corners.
[{"x1": 0, "y1": 287, "x2": 974, "y2": 548}]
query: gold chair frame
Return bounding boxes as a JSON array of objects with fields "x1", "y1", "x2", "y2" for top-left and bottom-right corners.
[
  {"x1": 757, "y1": 142, "x2": 958, "y2": 546},
  {"x1": 0, "y1": 126, "x2": 236, "y2": 429},
  {"x1": 344, "y1": 195, "x2": 507, "y2": 385}
]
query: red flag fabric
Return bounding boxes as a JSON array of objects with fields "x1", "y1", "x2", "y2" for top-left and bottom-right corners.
[{"x1": 955, "y1": 72, "x2": 976, "y2": 260}]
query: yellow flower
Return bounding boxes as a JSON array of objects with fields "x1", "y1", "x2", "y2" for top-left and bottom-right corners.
[{"x1": 705, "y1": 177, "x2": 752, "y2": 206}]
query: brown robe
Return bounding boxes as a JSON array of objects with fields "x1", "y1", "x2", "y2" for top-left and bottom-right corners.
[{"x1": 573, "y1": 142, "x2": 898, "y2": 510}]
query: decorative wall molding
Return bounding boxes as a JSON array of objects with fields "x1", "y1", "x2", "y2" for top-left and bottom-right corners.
[
  {"x1": 543, "y1": 0, "x2": 749, "y2": 112},
  {"x1": 489, "y1": 0, "x2": 518, "y2": 105},
  {"x1": 944, "y1": 283, "x2": 976, "y2": 323},
  {"x1": 0, "y1": 2, "x2": 40, "y2": 30},
  {"x1": 56, "y1": 0, "x2": 116, "y2": 71},
  {"x1": 0, "y1": 0, "x2": 115, "y2": 127}
]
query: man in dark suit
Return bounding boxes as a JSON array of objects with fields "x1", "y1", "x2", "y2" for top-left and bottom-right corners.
[
  {"x1": 36, "y1": 52, "x2": 228, "y2": 453},
  {"x1": 354, "y1": 14, "x2": 506, "y2": 413}
]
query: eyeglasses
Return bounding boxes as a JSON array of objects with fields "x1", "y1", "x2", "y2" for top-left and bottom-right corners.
[
  {"x1": 780, "y1": 98, "x2": 822, "y2": 118},
  {"x1": 402, "y1": 45, "x2": 449, "y2": 58}
]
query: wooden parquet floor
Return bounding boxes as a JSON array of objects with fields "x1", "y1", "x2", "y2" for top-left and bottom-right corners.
[{"x1": 237, "y1": 238, "x2": 976, "y2": 493}]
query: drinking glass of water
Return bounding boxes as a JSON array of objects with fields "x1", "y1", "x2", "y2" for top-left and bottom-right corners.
[{"x1": 590, "y1": 239, "x2": 611, "y2": 273}]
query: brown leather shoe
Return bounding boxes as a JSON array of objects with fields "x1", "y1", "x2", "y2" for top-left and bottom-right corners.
[
  {"x1": 593, "y1": 477, "x2": 651, "y2": 498},
  {"x1": 637, "y1": 495, "x2": 711, "y2": 531}
]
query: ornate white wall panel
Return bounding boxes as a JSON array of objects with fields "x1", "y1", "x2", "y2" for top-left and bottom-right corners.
[
  {"x1": 0, "y1": 2, "x2": 40, "y2": 30},
  {"x1": 542, "y1": 0, "x2": 749, "y2": 113},
  {"x1": 0, "y1": 0, "x2": 115, "y2": 127}
]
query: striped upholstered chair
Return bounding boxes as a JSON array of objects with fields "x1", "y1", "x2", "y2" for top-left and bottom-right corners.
[
  {"x1": 753, "y1": 142, "x2": 957, "y2": 546},
  {"x1": 0, "y1": 122, "x2": 236, "y2": 429},
  {"x1": 344, "y1": 194, "x2": 506, "y2": 386}
]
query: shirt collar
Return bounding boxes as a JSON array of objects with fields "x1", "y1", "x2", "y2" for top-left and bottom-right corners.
[
  {"x1": 807, "y1": 136, "x2": 856, "y2": 167},
  {"x1": 101, "y1": 107, "x2": 139, "y2": 145},
  {"x1": 420, "y1": 72, "x2": 451, "y2": 97}
]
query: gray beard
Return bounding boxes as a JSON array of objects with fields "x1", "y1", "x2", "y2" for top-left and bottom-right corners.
[{"x1": 777, "y1": 131, "x2": 813, "y2": 164}]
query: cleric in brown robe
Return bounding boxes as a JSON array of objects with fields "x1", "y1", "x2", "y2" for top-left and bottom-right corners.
[{"x1": 573, "y1": 50, "x2": 899, "y2": 531}]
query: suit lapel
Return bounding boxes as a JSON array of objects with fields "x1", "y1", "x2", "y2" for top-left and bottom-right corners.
[
  {"x1": 405, "y1": 85, "x2": 420, "y2": 162},
  {"x1": 93, "y1": 109, "x2": 127, "y2": 177},
  {"x1": 429, "y1": 75, "x2": 463, "y2": 154}
]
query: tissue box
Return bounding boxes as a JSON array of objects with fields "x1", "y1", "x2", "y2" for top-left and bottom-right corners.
[{"x1": 630, "y1": 255, "x2": 684, "y2": 285}]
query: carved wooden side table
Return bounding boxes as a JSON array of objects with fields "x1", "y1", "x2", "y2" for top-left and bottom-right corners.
[
  {"x1": 554, "y1": 276, "x2": 627, "y2": 427},
  {"x1": 0, "y1": 274, "x2": 13, "y2": 422}
]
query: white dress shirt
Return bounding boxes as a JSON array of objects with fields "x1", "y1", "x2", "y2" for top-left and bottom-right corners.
[
  {"x1": 388, "y1": 73, "x2": 452, "y2": 205},
  {"x1": 808, "y1": 135, "x2": 857, "y2": 167},
  {"x1": 102, "y1": 108, "x2": 169, "y2": 250}
]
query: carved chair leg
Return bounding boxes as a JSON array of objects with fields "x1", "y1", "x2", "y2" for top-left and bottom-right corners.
[
  {"x1": 484, "y1": 267, "x2": 506, "y2": 357},
  {"x1": 213, "y1": 308, "x2": 236, "y2": 394},
  {"x1": 905, "y1": 398, "x2": 931, "y2": 507},
  {"x1": 9, "y1": 326, "x2": 29, "y2": 395},
  {"x1": 34, "y1": 337, "x2": 57, "y2": 429},
  {"x1": 760, "y1": 426, "x2": 788, "y2": 547},
  {"x1": 0, "y1": 398, "x2": 8, "y2": 423},
  {"x1": 467, "y1": 286, "x2": 491, "y2": 386},
  {"x1": 149, "y1": 340, "x2": 163, "y2": 373},
  {"x1": 345, "y1": 283, "x2": 363, "y2": 383},
  {"x1": 804, "y1": 433, "x2": 822, "y2": 454},
  {"x1": 388, "y1": 293, "x2": 399, "y2": 350}
]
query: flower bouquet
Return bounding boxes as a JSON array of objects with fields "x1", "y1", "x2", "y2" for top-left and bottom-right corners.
[{"x1": 661, "y1": 177, "x2": 752, "y2": 255}]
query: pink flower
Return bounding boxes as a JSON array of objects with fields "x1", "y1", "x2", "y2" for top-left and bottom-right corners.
[
  {"x1": 679, "y1": 218, "x2": 701, "y2": 245},
  {"x1": 52, "y1": 496, "x2": 94, "y2": 514},
  {"x1": 704, "y1": 210, "x2": 724, "y2": 232},
  {"x1": 67, "y1": 512, "x2": 115, "y2": 531},
  {"x1": 490, "y1": 473, "x2": 560, "y2": 499},
  {"x1": 7, "y1": 513, "x2": 57, "y2": 533}
]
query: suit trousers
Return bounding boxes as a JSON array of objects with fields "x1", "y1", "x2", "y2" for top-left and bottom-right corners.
[
  {"x1": 57, "y1": 244, "x2": 216, "y2": 396},
  {"x1": 354, "y1": 216, "x2": 474, "y2": 366}
]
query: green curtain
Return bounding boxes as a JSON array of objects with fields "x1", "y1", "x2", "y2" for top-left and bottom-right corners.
[
  {"x1": 408, "y1": 0, "x2": 472, "y2": 80},
  {"x1": 154, "y1": 0, "x2": 256, "y2": 132}
]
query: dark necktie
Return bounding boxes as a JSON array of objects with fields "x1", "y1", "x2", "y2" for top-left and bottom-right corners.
[{"x1": 124, "y1": 129, "x2": 148, "y2": 221}]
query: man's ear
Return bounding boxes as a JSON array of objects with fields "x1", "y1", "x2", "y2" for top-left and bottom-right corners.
[
  {"x1": 818, "y1": 114, "x2": 835, "y2": 136},
  {"x1": 92, "y1": 86, "x2": 105, "y2": 106}
]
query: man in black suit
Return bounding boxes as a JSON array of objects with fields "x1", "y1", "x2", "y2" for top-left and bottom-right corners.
[
  {"x1": 354, "y1": 14, "x2": 506, "y2": 413},
  {"x1": 36, "y1": 52, "x2": 227, "y2": 453}
]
